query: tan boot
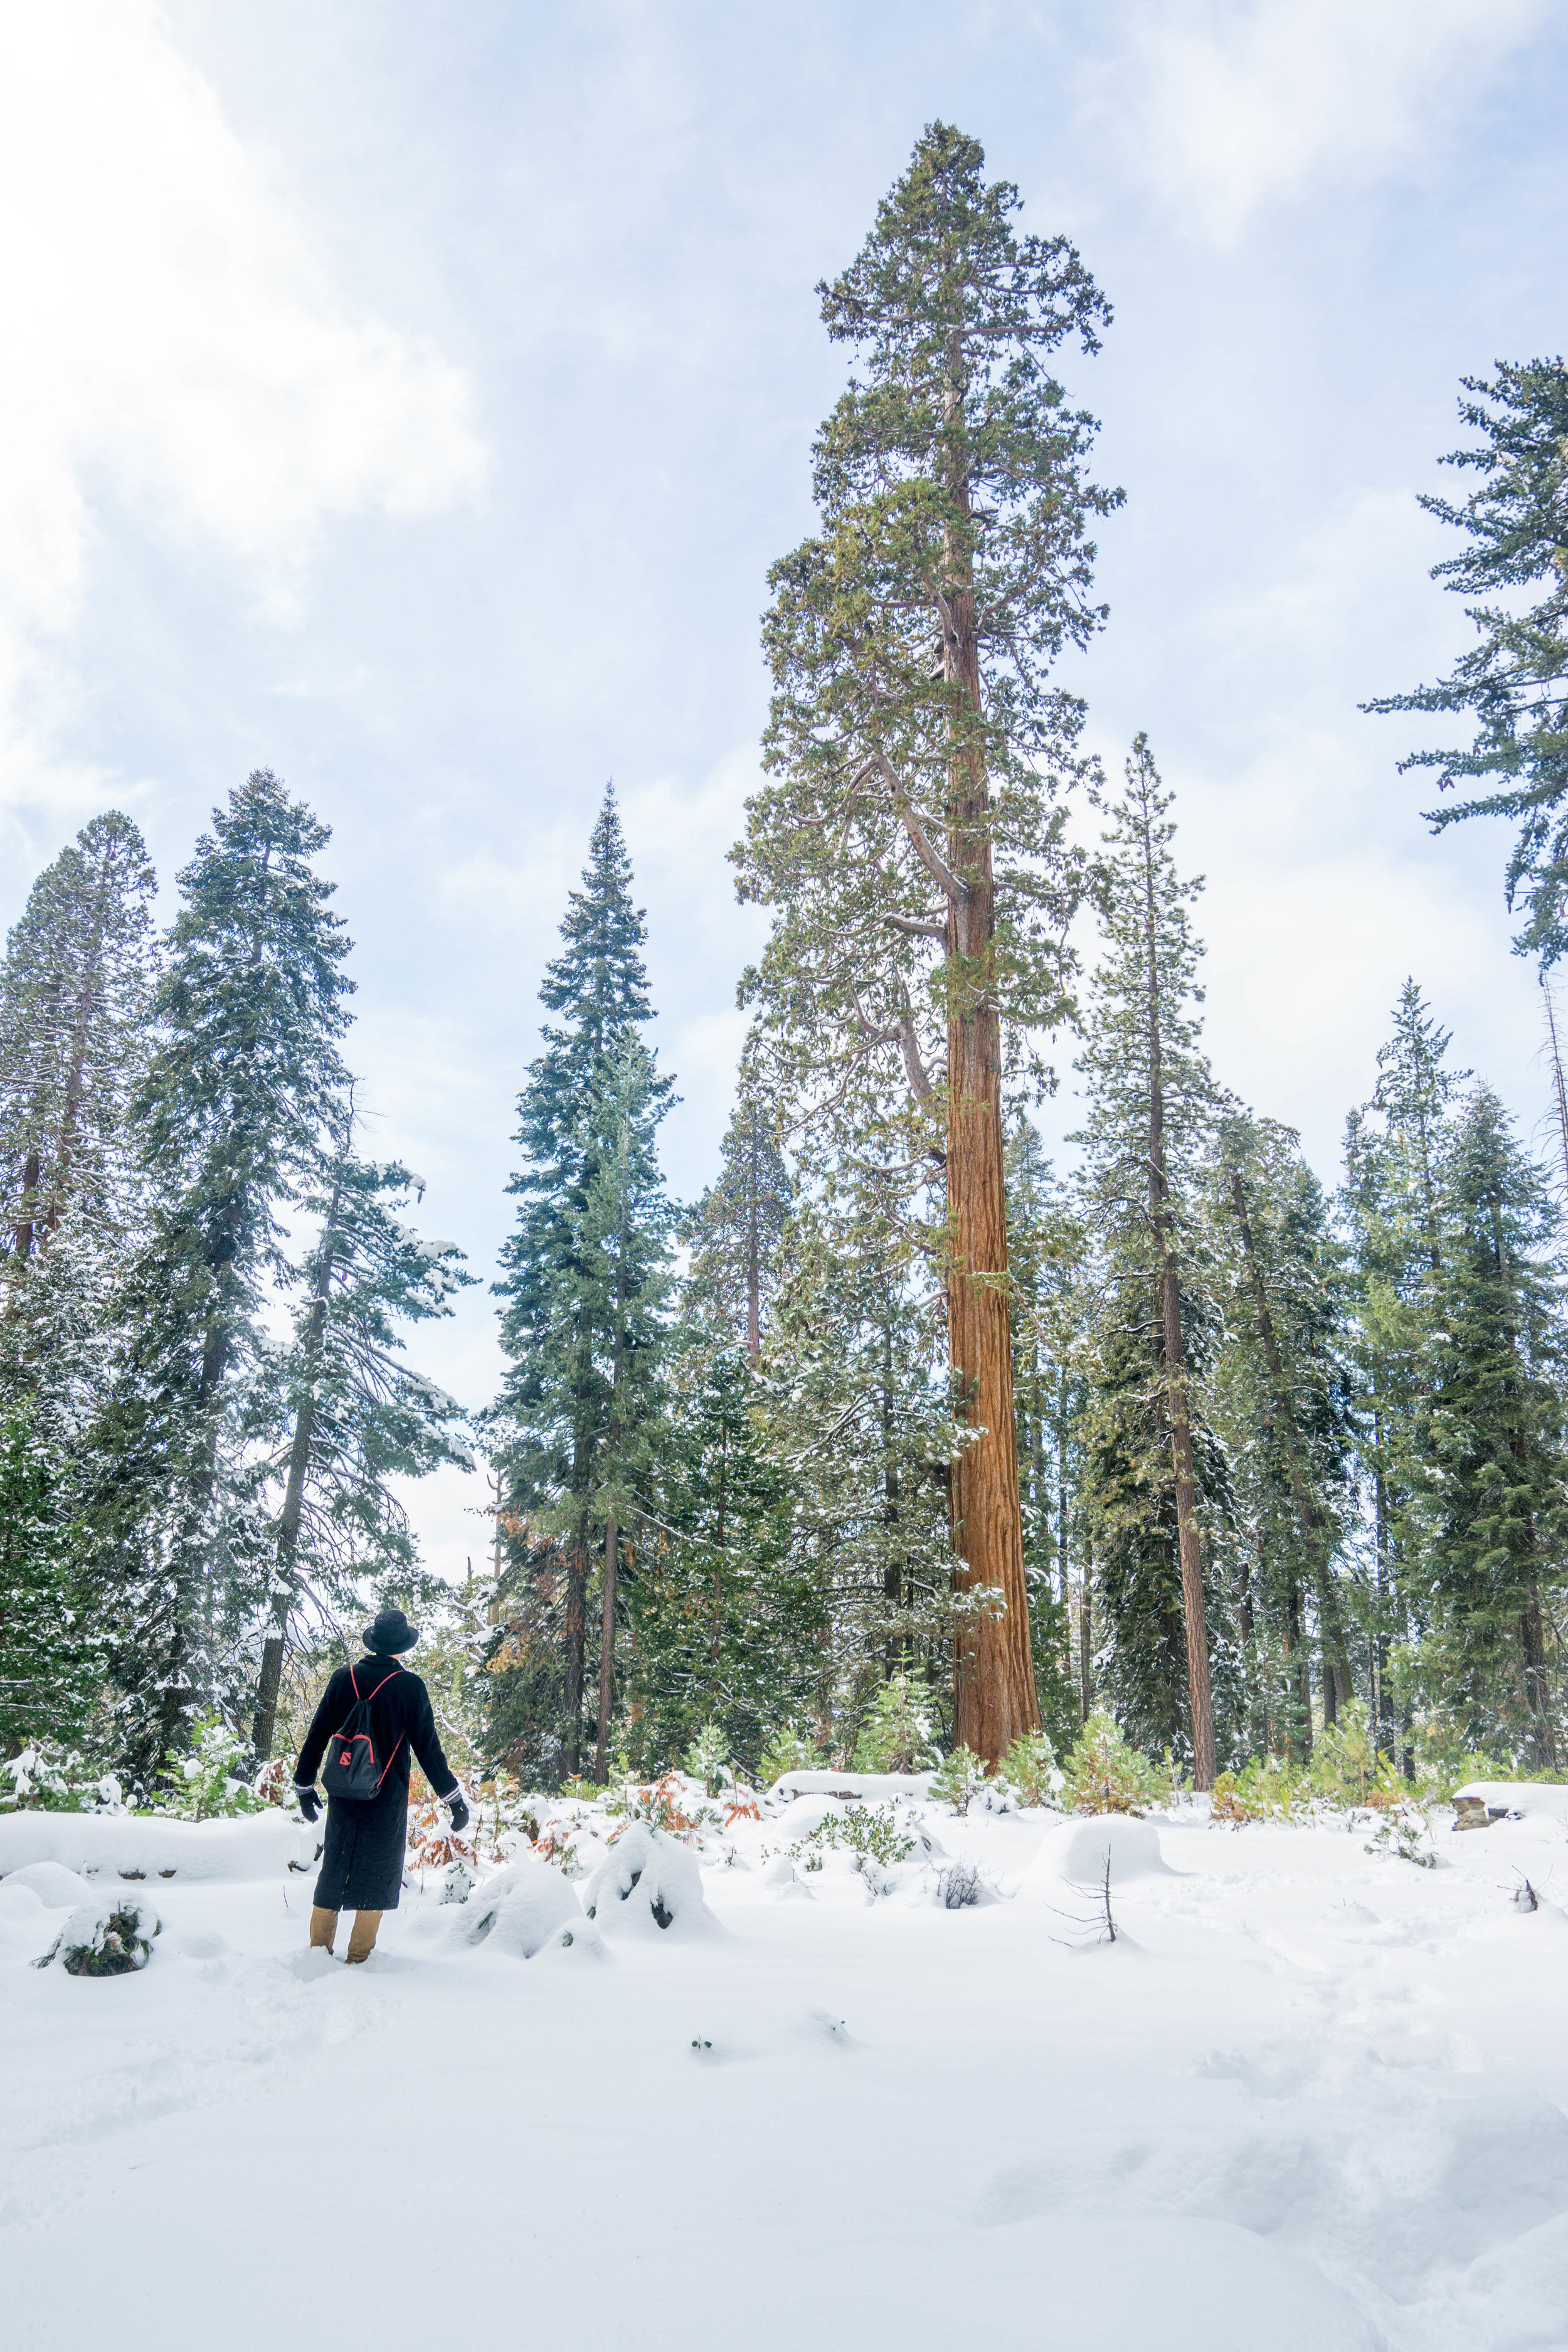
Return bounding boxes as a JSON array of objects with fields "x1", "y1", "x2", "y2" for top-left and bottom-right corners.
[
  {"x1": 345, "y1": 1910, "x2": 383, "y2": 1965},
  {"x1": 309, "y1": 1907, "x2": 338, "y2": 1954}
]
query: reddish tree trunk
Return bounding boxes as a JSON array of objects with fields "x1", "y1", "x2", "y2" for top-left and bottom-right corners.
[{"x1": 943, "y1": 517, "x2": 1039, "y2": 1766}]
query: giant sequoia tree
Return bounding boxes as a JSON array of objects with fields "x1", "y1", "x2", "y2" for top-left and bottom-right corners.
[{"x1": 734, "y1": 123, "x2": 1119, "y2": 1763}]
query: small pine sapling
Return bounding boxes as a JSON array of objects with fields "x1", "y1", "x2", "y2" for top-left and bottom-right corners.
[
  {"x1": 154, "y1": 1715, "x2": 258, "y2": 1821},
  {"x1": 1000, "y1": 1730, "x2": 1061, "y2": 1809},
  {"x1": 683, "y1": 1721, "x2": 731, "y2": 1797},
  {"x1": 760, "y1": 1724, "x2": 820, "y2": 1783},
  {"x1": 1312, "y1": 1700, "x2": 1381, "y2": 1809},
  {"x1": 1062, "y1": 1709, "x2": 1162, "y2": 1816},
  {"x1": 852, "y1": 1672, "x2": 939, "y2": 1773},
  {"x1": 930, "y1": 1745, "x2": 988, "y2": 1815}
]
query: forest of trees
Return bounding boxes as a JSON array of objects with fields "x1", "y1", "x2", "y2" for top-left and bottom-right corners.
[{"x1": 5, "y1": 125, "x2": 1568, "y2": 1799}]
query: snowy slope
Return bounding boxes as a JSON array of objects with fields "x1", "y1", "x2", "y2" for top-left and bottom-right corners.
[{"x1": 4, "y1": 1792, "x2": 1567, "y2": 2352}]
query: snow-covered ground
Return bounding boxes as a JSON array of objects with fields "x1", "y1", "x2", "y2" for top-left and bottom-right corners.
[{"x1": 4, "y1": 1780, "x2": 1568, "y2": 2352}]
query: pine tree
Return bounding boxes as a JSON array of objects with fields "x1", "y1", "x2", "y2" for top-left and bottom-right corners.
[
  {"x1": 1342, "y1": 982, "x2": 1467, "y2": 1762},
  {"x1": 492, "y1": 798, "x2": 674, "y2": 1779},
  {"x1": 734, "y1": 124, "x2": 1119, "y2": 1766},
  {"x1": 751, "y1": 1180, "x2": 960, "y2": 1761},
  {"x1": 1212, "y1": 1113, "x2": 1355, "y2": 1759},
  {"x1": 1074, "y1": 738, "x2": 1226, "y2": 1784},
  {"x1": 1363, "y1": 360, "x2": 1568, "y2": 964},
  {"x1": 1421, "y1": 1088, "x2": 1567, "y2": 1764},
  {"x1": 0, "y1": 813, "x2": 157, "y2": 1453},
  {"x1": 91, "y1": 771, "x2": 352, "y2": 1782},
  {"x1": 577, "y1": 1037, "x2": 674, "y2": 1779},
  {"x1": 627, "y1": 1338, "x2": 803, "y2": 1776},
  {"x1": 682, "y1": 1041, "x2": 792, "y2": 1367},
  {"x1": 249, "y1": 1126, "x2": 475, "y2": 1757},
  {"x1": 0, "y1": 1409, "x2": 102, "y2": 1751}
]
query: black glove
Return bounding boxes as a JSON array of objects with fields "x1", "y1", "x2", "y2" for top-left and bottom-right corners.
[
  {"x1": 447, "y1": 1794, "x2": 470, "y2": 1833},
  {"x1": 296, "y1": 1784, "x2": 323, "y2": 1824}
]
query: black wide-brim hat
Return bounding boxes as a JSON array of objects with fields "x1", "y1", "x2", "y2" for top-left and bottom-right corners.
[{"x1": 362, "y1": 1608, "x2": 420, "y2": 1654}]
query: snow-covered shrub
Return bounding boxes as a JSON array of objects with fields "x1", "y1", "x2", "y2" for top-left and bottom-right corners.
[
  {"x1": 1000, "y1": 1730, "x2": 1061, "y2": 1809},
  {"x1": 39, "y1": 1892, "x2": 161, "y2": 1976},
  {"x1": 852, "y1": 1673, "x2": 938, "y2": 1773},
  {"x1": 406, "y1": 1794, "x2": 477, "y2": 1884},
  {"x1": 1, "y1": 1744, "x2": 125, "y2": 1814},
  {"x1": 582, "y1": 1820, "x2": 719, "y2": 1939},
  {"x1": 1365, "y1": 1803, "x2": 1440, "y2": 1868},
  {"x1": 930, "y1": 1745, "x2": 988, "y2": 1815},
  {"x1": 760, "y1": 1724, "x2": 821, "y2": 1783},
  {"x1": 154, "y1": 1714, "x2": 257, "y2": 1821},
  {"x1": 251, "y1": 1758, "x2": 305, "y2": 1816},
  {"x1": 935, "y1": 1862, "x2": 983, "y2": 1908},
  {"x1": 784, "y1": 1803, "x2": 918, "y2": 1869},
  {"x1": 456, "y1": 1853, "x2": 598, "y2": 1959},
  {"x1": 440, "y1": 1856, "x2": 478, "y2": 1904},
  {"x1": 612, "y1": 1772, "x2": 714, "y2": 1842},
  {"x1": 683, "y1": 1721, "x2": 731, "y2": 1796}
]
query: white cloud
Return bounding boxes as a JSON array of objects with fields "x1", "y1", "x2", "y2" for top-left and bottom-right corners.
[
  {"x1": 0, "y1": 1, "x2": 484, "y2": 802},
  {"x1": 1084, "y1": 0, "x2": 1547, "y2": 240}
]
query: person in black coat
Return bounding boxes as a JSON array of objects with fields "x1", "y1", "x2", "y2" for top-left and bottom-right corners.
[{"x1": 294, "y1": 1608, "x2": 470, "y2": 1963}]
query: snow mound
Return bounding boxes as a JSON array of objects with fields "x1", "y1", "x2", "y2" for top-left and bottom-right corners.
[
  {"x1": 1019, "y1": 1817, "x2": 1172, "y2": 1895},
  {"x1": 582, "y1": 1821, "x2": 721, "y2": 1940},
  {"x1": 456, "y1": 1854, "x2": 603, "y2": 1962},
  {"x1": 0, "y1": 1809, "x2": 315, "y2": 1882},
  {"x1": 1454, "y1": 1781, "x2": 1568, "y2": 1820},
  {"x1": 0, "y1": 1858, "x2": 95, "y2": 1909}
]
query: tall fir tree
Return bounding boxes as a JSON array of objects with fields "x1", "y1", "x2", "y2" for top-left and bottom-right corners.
[
  {"x1": 1342, "y1": 981, "x2": 1467, "y2": 1761},
  {"x1": 1074, "y1": 739, "x2": 1229, "y2": 1782},
  {"x1": 627, "y1": 1337, "x2": 803, "y2": 1777},
  {"x1": 0, "y1": 1409, "x2": 103, "y2": 1751},
  {"x1": 1210, "y1": 1113, "x2": 1355, "y2": 1759},
  {"x1": 750, "y1": 1178, "x2": 961, "y2": 1761},
  {"x1": 492, "y1": 791, "x2": 673, "y2": 1777},
  {"x1": 1419, "y1": 1086, "x2": 1567, "y2": 1764},
  {"x1": 682, "y1": 1039, "x2": 792, "y2": 1367},
  {"x1": 734, "y1": 123, "x2": 1119, "y2": 1766},
  {"x1": 92, "y1": 771, "x2": 352, "y2": 1782},
  {"x1": 0, "y1": 812, "x2": 157, "y2": 1454}
]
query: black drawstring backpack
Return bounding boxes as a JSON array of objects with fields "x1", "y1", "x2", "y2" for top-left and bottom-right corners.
[{"x1": 321, "y1": 1662, "x2": 405, "y2": 1801}]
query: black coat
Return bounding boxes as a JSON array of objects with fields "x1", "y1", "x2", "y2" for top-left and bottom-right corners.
[{"x1": 296, "y1": 1658, "x2": 457, "y2": 1913}]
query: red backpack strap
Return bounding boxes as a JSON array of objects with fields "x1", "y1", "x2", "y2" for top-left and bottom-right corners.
[{"x1": 364, "y1": 1666, "x2": 402, "y2": 1703}]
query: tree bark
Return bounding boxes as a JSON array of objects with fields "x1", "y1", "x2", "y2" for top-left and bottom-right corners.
[
  {"x1": 594, "y1": 1512, "x2": 617, "y2": 1783},
  {"x1": 252, "y1": 1173, "x2": 342, "y2": 1760},
  {"x1": 564, "y1": 1527, "x2": 586, "y2": 1777},
  {"x1": 746, "y1": 1120, "x2": 762, "y2": 1368},
  {"x1": 943, "y1": 365, "x2": 1040, "y2": 1766},
  {"x1": 1520, "y1": 1588, "x2": 1557, "y2": 1769}
]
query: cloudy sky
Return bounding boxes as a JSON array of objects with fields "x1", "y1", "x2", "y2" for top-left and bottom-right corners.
[{"x1": 3, "y1": 0, "x2": 1565, "y2": 1573}]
